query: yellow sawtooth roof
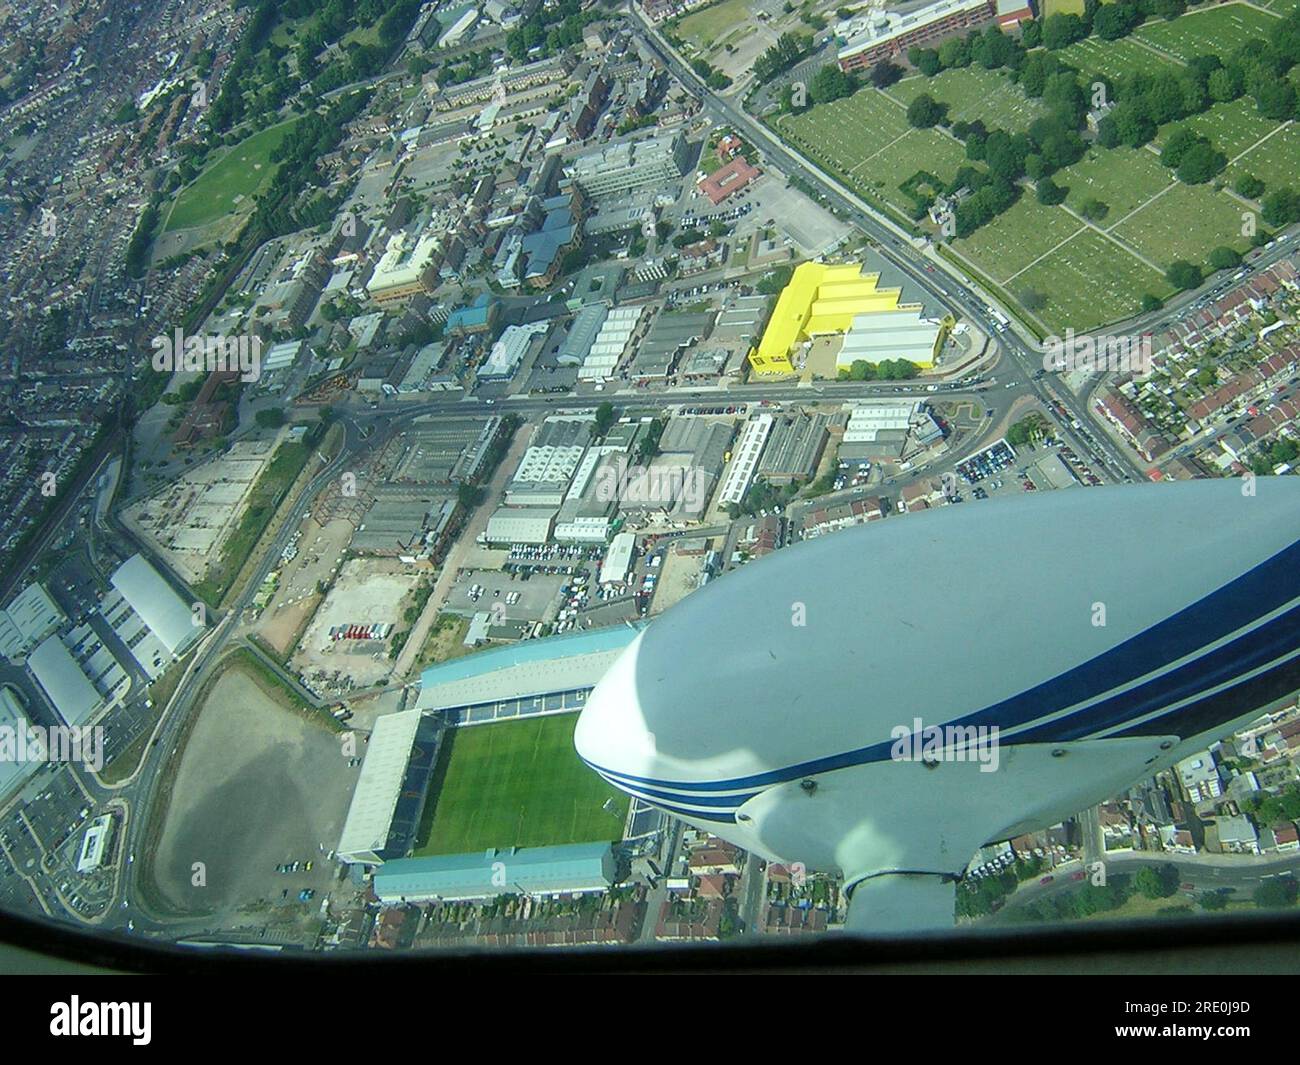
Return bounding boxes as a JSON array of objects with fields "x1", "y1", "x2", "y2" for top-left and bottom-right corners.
[{"x1": 755, "y1": 262, "x2": 908, "y2": 368}]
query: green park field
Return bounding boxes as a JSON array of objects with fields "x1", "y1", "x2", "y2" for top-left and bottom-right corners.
[
  {"x1": 413, "y1": 714, "x2": 629, "y2": 857},
  {"x1": 676, "y1": 0, "x2": 752, "y2": 49},
  {"x1": 163, "y1": 119, "x2": 299, "y2": 232}
]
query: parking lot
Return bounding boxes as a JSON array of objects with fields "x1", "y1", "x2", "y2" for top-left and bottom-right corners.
[
  {"x1": 955, "y1": 439, "x2": 1018, "y2": 487},
  {"x1": 444, "y1": 568, "x2": 565, "y2": 624}
]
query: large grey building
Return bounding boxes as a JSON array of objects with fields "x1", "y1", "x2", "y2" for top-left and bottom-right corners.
[{"x1": 568, "y1": 130, "x2": 693, "y2": 198}]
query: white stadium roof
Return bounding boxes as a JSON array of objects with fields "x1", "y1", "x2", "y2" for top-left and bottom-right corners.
[{"x1": 337, "y1": 710, "x2": 427, "y2": 865}]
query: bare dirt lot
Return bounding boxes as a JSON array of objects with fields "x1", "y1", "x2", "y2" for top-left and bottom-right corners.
[
  {"x1": 290, "y1": 557, "x2": 426, "y2": 692},
  {"x1": 253, "y1": 516, "x2": 355, "y2": 658},
  {"x1": 149, "y1": 661, "x2": 356, "y2": 918}
]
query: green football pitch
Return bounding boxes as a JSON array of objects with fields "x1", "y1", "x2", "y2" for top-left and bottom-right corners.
[{"x1": 413, "y1": 714, "x2": 629, "y2": 856}]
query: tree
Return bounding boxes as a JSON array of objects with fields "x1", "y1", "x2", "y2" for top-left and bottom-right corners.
[
  {"x1": 909, "y1": 47, "x2": 942, "y2": 76},
  {"x1": 1235, "y1": 174, "x2": 1265, "y2": 200},
  {"x1": 1093, "y1": 2, "x2": 1139, "y2": 40},
  {"x1": 938, "y1": 36, "x2": 971, "y2": 69},
  {"x1": 870, "y1": 59, "x2": 903, "y2": 88},
  {"x1": 1175, "y1": 140, "x2": 1226, "y2": 185},
  {"x1": 255, "y1": 408, "x2": 287, "y2": 428},
  {"x1": 1141, "y1": 293, "x2": 1163, "y2": 313},
  {"x1": 1207, "y1": 66, "x2": 1243, "y2": 103},
  {"x1": 1160, "y1": 126, "x2": 1200, "y2": 170},
  {"x1": 1114, "y1": 104, "x2": 1157, "y2": 148},
  {"x1": 1080, "y1": 198, "x2": 1109, "y2": 222},
  {"x1": 1036, "y1": 178, "x2": 1066, "y2": 205},
  {"x1": 810, "y1": 63, "x2": 855, "y2": 105},
  {"x1": 984, "y1": 129, "x2": 1028, "y2": 182},
  {"x1": 1208, "y1": 246, "x2": 1242, "y2": 272},
  {"x1": 1262, "y1": 187, "x2": 1300, "y2": 228},
  {"x1": 1256, "y1": 81, "x2": 1297, "y2": 122},
  {"x1": 591, "y1": 401, "x2": 615, "y2": 438},
  {"x1": 906, "y1": 93, "x2": 944, "y2": 128},
  {"x1": 1199, "y1": 891, "x2": 1229, "y2": 912},
  {"x1": 1041, "y1": 13, "x2": 1086, "y2": 50},
  {"x1": 1253, "y1": 878, "x2": 1298, "y2": 909},
  {"x1": 1134, "y1": 863, "x2": 1179, "y2": 900},
  {"x1": 1019, "y1": 289, "x2": 1048, "y2": 313},
  {"x1": 1166, "y1": 260, "x2": 1203, "y2": 290}
]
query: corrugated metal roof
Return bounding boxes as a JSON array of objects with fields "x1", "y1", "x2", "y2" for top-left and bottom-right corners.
[
  {"x1": 110, "y1": 555, "x2": 200, "y2": 656},
  {"x1": 374, "y1": 842, "x2": 614, "y2": 900},
  {"x1": 419, "y1": 621, "x2": 646, "y2": 690},
  {"x1": 337, "y1": 710, "x2": 428, "y2": 860}
]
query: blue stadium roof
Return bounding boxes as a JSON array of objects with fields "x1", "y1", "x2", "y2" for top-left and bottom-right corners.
[
  {"x1": 374, "y1": 842, "x2": 615, "y2": 899},
  {"x1": 419, "y1": 621, "x2": 646, "y2": 690}
]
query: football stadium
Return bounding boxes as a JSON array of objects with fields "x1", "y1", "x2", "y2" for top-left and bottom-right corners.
[{"x1": 336, "y1": 623, "x2": 664, "y2": 895}]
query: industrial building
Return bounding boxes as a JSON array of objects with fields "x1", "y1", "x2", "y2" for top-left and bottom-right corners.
[
  {"x1": 600, "y1": 532, "x2": 637, "y2": 586},
  {"x1": 108, "y1": 554, "x2": 204, "y2": 663},
  {"x1": 484, "y1": 506, "x2": 557, "y2": 545},
  {"x1": 477, "y1": 321, "x2": 550, "y2": 381},
  {"x1": 718, "y1": 414, "x2": 774, "y2": 506},
  {"x1": 554, "y1": 449, "x2": 631, "y2": 544},
  {"x1": 354, "y1": 494, "x2": 462, "y2": 559},
  {"x1": 839, "y1": 401, "x2": 944, "y2": 463},
  {"x1": 579, "y1": 305, "x2": 645, "y2": 381},
  {"x1": 0, "y1": 686, "x2": 41, "y2": 800},
  {"x1": 837, "y1": 308, "x2": 946, "y2": 371},
  {"x1": 28, "y1": 635, "x2": 103, "y2": 727},
  {"x1": 0, "y1": 582, "x2": 65, "y2": 661},
  {"x1": 749, "y1": 263, "x2": 930, "y2": 376},
  {"x1": 557, "y1": 304, "x2": 609, "y2": 367},
  {"x1": 630, "y1": 311, "x2": 714, "y2": 379},
  {"x1": 758, "y1": 412, "x2": 831, "y2": 483},
  {"x1": 568, "y1": 130, "x2": 692, "y2": 198},
  {"x1": 616, "y1": 417, "x2": 731, "y2": 521},
  {"x1": 507, "y1": 416, "x2": 597, "y2": 507},
  {"x1": 373, "y1": 842, "x2": 617, "y2": 903},
  {"x1": 336, "y1": 710, "x2": 443, "y2": 866}
]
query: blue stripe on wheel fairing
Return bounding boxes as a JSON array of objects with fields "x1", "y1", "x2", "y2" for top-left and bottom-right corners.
[
  {"x1": 1114, "y1": 652, "x2": 1300, "y2": 742},
  {"x1": 1011, "y1": 602, "x2": 1300, "y2": 743},
  {"x1": 589, "y1": 537, "x2": 1300, "y2": 794},
  {"x1": 592, "y1": 769, "x2": 741, "y2": 823}
]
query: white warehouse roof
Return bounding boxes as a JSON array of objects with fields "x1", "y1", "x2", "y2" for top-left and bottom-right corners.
[
  {"x1": 28, "y1": 636, "x2": 102, "y2": 726},
  {"x1": 110, "y1": 555, "x2": 202, "y2": 657},
  {"x1": 0, "y1": 582, "x2": 65, "y2": 660}
]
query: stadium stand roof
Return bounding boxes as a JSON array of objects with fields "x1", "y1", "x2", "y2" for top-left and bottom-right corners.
[
  {"x1": 373, "y1": 842, "x2": 616, "y2": 902},
  {"x1": 337, "y1": 710, "x2": 442, "y2": 865},
  {"x1": 416, "y1": 621, "x2": 646, "y2": 711}
]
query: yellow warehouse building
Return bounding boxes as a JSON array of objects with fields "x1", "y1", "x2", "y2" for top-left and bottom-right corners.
[{"x1": 748, "y1": 262, "x2": 937, "y2": 376}]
